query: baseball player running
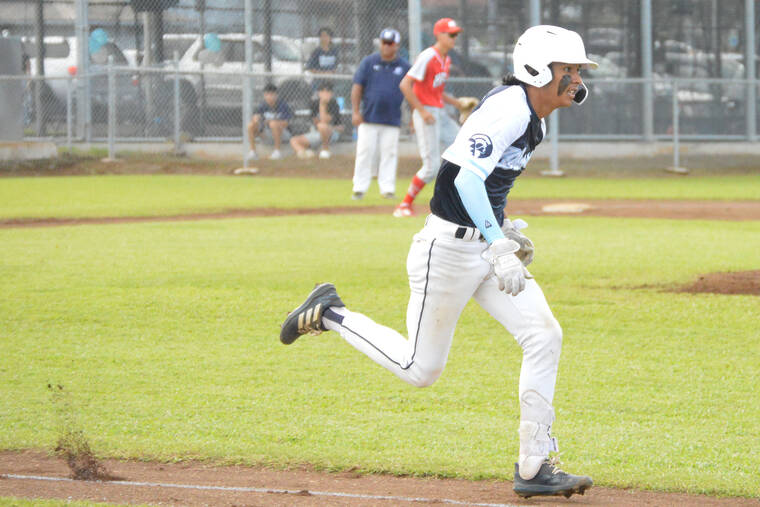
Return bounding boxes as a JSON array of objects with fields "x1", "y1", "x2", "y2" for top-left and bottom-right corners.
[
  {"x1": 279, "y1": 25, "x2": 597, "y2": 499},
  {"x1": 393, "y1": 17, "x2": 464, "y2": 217}
]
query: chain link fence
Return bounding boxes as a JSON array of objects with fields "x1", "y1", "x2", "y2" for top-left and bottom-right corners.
[{"x1": 1, "y1": 0, "x2": 759, "y2": 148}]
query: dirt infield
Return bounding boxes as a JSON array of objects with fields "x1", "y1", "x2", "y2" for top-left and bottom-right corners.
[
  {"x1": 2, "y1": 451, "x2": 758, "y2": 506},
  {"x1": 3, "y1": 198, "x2": 760, "y2": 230}
]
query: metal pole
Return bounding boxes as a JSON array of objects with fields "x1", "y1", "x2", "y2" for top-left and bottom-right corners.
[
  {"x1": 745, "y1": 0, "x2": 756, "y2": 140},
  {"x1": 672, "y1": 81, "x2": 679, "y2": 169},
  {"x1": 107, "y1": 54, "x2": 115, "y2": 160},
  {"x1": 529, "y1": 0, "x2": 540, "y2": 26},
  {"x1": 408, "y1": 0, "x2": 422, "y2": 60},
  {"x1": 75, "y1": 0, "x2": 89, "y2": 139},
  {"x1": 540, "y1": 111, "x2": 563, "y2": 177},
  {"x1": 641, "y1": 0, "x2": 653, "y2": 141},
  {"x1": 173, "y1": 51, "x2": 181, "y2": 153},
  {"x1": 66, "y1": 76, "x2": 72, "y2": 149},
  {"x1": 34, "y1": 0, "x2": 45, "y2": 137},
  {"x1": 666, "y1": 79, "x2": 687, "y2": 173},
  {"x1": 243, "y1": 0, "x2": 253, "y2": 168}
]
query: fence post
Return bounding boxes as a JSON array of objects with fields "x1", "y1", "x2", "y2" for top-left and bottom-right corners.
[
  {"x1": 641, "y1": 0, "x2": 654, "y2": 142},
  {"x1": 745, "y1": 0, "x2": 756, "y2": 141},
  {"x1": 541, "y1": 110, "x2": 563, "y2": 177},
  {"x1": 173, "y1": 51, "x2": 181, "y2": 154},
  {"x1": 66, "y1": 75, "x2": 73, "y2": 150},
  {"x1": 668, "y1": 80, "x2": 687, "y2": 174},
  {"x1": 105, "y1": 54, "x2": 116, "y2": 161}
]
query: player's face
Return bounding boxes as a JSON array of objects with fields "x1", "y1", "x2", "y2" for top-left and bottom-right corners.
[
  {"x1": 436, "y1": 31, "x2": 458, "y2": 51},
  {"x1": 380, "y1": 39, "x2": 398, "y2": 59},
  {"x1": 264, "y1": 91, "x2": 277, "y2": 106},
  {"x1": 549, "y1": 62, "x2": 583, "y2": 108}
]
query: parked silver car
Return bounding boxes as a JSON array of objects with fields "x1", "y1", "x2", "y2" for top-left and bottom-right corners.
[{"x1": 22, "y1": 35, "x2": 144, "y2": 123}]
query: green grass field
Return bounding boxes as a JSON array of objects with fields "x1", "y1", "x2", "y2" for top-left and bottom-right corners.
[
  {"x1": 1, "y1": 173, "x2": 760, "y2": 219},
  {"x1": 1, "y1": 174, "x2": 759, "y2": 499}
]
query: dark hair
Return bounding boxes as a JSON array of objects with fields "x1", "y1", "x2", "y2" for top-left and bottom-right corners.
[
  {"x1": 502, "y1": 74, "x2": 522, "y2": 86},
  {"x1": 317, "y1": 81, "x2": 333, "y2": 91},
  {"x1": 318, "y1": 27, "x2": 333, "y2": 37},
  {"x1": 263, "y1": 83, "x2": 277, "y2": 93}
]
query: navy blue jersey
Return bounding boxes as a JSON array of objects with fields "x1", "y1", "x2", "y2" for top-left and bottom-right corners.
[
  {"x1": 306, "y1": 46, "x2": 339, "y2": 71},
  {"x1": 310, "y1": 97, "x2": 342, "y2": 126},
  {"x1": 353, "y1": 53, "x2": 410, "y2": 126},
  {"x1": 432, "y1": 84, "x2": 545, "y2": 227},
  {"x1": 256, "y1": 99, "x2": 293, "y2": 123}
]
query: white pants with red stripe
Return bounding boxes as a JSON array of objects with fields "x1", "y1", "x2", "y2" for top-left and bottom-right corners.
[
  {"x1": 352, "y1": 122, "x2": 401, "y2": 195},
  {"x1": 412, "y1": 106, "x2": 460, "y2": 184},
  {"x1": 322, "y1": 214, "x2": 562, "y2": 404}
]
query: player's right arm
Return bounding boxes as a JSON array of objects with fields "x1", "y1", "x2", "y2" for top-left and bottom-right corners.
[
  {"x1": 401, "y1": 49, "x2": 435, "y2": 124},
  {"x1": 351, "y1": 84, "x2": 364, "y2": 126},
  {"x1": 446, "y1": 88, "x2": 532, "y2": 243},
  {"x1": 351, "y1": 56, "x2": 368, "y2": 126},
  {"x1": 400, "y1": 75, "x2": 433, "y2": 124}
]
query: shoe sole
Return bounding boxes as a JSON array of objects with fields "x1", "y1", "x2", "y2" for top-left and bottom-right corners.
[
  {"x1": 279, "y1": 283, "x2": 337, "y2": 345},
  {"x1": 514, "y1": 479, "x2": 592, "y2": 499}
]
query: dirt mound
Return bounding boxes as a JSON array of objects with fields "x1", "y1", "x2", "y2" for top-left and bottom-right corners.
[{"x1": 678, "y1": 270, "x2": 760, "y2": 295}]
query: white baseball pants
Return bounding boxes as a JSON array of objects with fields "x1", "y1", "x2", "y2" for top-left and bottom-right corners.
[
  {"x1": 412, "y1": 105, "x2": 460, "y2": 184},
  {"x1": 352, "y1": 122, "x2": 401, "y2": 195},
  {"x1": 323, "y1": 214, "x2": 562, "y2": 404}
]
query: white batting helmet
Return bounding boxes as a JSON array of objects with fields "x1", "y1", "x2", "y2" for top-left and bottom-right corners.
[{"x1": 513, "y1": 25, "x2": 598, "y2": 103}]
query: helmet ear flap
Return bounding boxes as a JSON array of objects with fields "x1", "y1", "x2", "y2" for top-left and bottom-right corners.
[{"x1": 573, "y1": 83, "x2": 589, "y2": 105}]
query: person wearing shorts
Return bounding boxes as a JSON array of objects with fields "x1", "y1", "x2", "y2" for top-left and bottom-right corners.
[
  {"x1": 246, "y1": 83, "x2": 292, "y2": 161},
  {"x1": 290, "y1": 82, "x2": 344, "y2": 159}
]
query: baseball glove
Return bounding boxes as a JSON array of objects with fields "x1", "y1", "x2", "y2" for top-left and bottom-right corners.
[{"x1": 457, "y1": 96, "x2": 479, "y2": 124}]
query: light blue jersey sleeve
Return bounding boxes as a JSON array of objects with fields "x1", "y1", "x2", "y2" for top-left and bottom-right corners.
[{"x1": 454, "y1": 169, "x2": 504, "y2": 245}]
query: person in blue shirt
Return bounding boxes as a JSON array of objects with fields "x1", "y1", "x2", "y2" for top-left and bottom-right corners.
[
  {"x1": 246, "y1": 83, "x2": 293, "y2": 161},
  {"x1": 306, "y1": 27, "x2": 339, "y2": 89},
  {"x1": 350, "y1": 28, "x2": 411, "y2": 200}
]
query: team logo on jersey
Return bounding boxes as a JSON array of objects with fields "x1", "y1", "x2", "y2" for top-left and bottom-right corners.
[
  {"x1": 469, "y1": 134, "x2": 493, "y2": 158},
  {"x1": 433, "y1": 72, "x2": 448, "y2": 88},
  {"x1": 394, "y1": 66, "x2": 403, "y2": 75}
]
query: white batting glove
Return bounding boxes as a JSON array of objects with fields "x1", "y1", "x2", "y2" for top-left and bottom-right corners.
[
  {"x1": 484, "y1": 238, "x2": 527, "y2": 296},
  {"x1": 502, "y1": 218, "x2": 534, "y2": 267}
]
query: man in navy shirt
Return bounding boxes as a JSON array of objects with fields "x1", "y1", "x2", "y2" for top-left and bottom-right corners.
[
  {"x1": 350, "y1": 28, "x2": 410, "y2": 199},
  {"x1": 306, "y1": 27, "x2": 339, "y2": 89},
  {"x1": 246, "y1": 83, "x2": 293, "y2": 161}
]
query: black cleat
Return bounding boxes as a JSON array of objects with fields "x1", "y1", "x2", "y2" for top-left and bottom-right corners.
[
  {"x1": 279, "y1": 283, "x2": 345, "y2": 345},
  {"x1": 513, "y1": 460, "x2": 593, "y2": 499}
]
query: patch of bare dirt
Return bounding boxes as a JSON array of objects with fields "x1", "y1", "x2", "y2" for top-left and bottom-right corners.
[
  {"x1": 677, "y1": 270, "x2": 760, "y2": 295},
  {"x1": 1, "y1": 451, "x2": 757, "y2": 507}
]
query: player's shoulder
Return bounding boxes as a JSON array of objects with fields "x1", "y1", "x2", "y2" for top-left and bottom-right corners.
[
  {"x1": 415, "y1": 47, "x2": 438, "y2": 63},
  {"x1": 486, "y1": 85, "x2": 531, "y2": 117}
]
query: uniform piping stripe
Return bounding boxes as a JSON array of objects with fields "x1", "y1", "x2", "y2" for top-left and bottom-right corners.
[
  {"x1": 340, "y1": 239, "x2": 436, "y2": 371},
  {"x1": 466, "y1": 160, "x2": 490, "y2": 179}
]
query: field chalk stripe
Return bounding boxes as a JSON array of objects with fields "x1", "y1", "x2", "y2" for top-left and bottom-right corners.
[{"x1": 2, "y1": 474, "x2": 519, "y2": 507}]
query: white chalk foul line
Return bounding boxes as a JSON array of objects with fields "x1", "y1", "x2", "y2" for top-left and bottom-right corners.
[{"x1": 2, "y1": 473, "x2": 519, "y2": 507}]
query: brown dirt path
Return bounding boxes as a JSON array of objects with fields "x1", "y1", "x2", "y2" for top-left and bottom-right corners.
[
  {"x1": 1, "y1": 451, "x2": 758, "y2": 507},
  {"x1": 2, "y1": 198, "x2": 760, "y2": 229}
]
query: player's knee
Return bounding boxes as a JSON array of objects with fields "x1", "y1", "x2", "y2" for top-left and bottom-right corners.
[
  {"x1": 543, "y1": 317, "x2": 562, "y2": 349},
  {"x1": 408, "y1": 365, "x2": 442, "y2": 387}
]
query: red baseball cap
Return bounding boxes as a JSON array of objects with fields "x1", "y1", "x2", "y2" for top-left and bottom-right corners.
[{"x1": 433, "y1": 18, "x2": 463, "y2": 35}]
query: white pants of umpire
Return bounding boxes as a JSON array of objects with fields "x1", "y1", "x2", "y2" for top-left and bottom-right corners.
[
  {"x1": 323, "y1": 214, "x2": 562, "y2": 404},
  {"x1": 412, "y1": 105, "x2": 460, "y2": 184},
  {"x1": 352, "y1": 122, "x2": 400, "y2": 195}
]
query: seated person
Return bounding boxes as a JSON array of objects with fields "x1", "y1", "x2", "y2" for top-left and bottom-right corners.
[
  {"x1": 306, "y1": 27, "x2": 339, "y2": 80},
  {"x1": 290, "y1": 82, "x2": 344, "y2": 159},
  {"x1": 246, "y1": 83, "x2": 293, "y2": 161}
]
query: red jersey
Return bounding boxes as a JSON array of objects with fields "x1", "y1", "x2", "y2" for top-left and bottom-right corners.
[{"x1": 406, "y1": 46, "x2": 450, "y2": 108}]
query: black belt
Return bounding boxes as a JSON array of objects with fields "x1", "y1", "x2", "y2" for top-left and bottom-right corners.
[{"x1": 455, "y1": 226, "x2": 484, "y2": 240}]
